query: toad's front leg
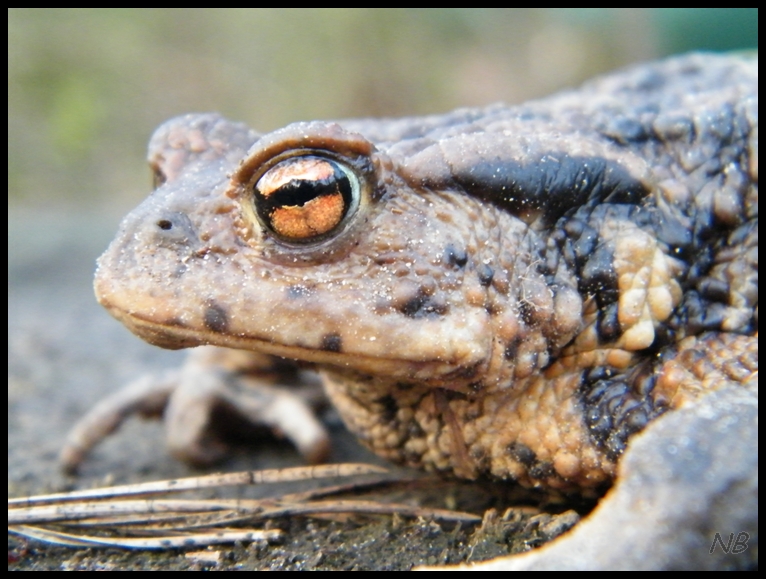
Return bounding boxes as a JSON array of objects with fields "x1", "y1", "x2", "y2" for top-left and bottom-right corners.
[{"x1": 60, "y1": 346, "x2": 329, "y2": 473}]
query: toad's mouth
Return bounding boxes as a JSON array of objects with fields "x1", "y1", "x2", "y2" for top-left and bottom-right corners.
[{"x1": 101, "y1": 302, "x2": 479, "y2": 383}]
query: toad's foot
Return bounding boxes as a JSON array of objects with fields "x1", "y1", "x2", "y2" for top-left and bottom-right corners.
[{"x1": 60, "y1": 347, "x2": 330, "y2": 473}]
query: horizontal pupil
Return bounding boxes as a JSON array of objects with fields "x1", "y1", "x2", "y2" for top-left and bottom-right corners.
[{"x1": 269, "y1": 178, "x2": 341, "y2": 208}]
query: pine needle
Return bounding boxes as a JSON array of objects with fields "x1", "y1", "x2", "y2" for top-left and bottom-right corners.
[{"x1": 8, "y1": 463, "x2": 480, "y2": 550}]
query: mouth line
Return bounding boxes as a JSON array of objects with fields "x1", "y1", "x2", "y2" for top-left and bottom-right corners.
[{"x1": 109, "y1": 307, "x2": 458, "y2": 379}]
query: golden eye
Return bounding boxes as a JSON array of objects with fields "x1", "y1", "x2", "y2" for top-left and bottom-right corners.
[{"x1": 254, "y1": 156, "x2": 360, "y2": 243}]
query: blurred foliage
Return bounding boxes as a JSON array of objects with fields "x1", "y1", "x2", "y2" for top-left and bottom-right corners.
[{"x1": 8, "y1": 8, "x2": 758, "y2": 209}]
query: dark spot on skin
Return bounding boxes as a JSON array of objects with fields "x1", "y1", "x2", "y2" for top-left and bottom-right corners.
[
  {"x1": 439, "y1": 389, "x2": 467, "y2": 402},
  {"x1": 400, "y1": 296, "x2": 425, "y2": 317},
  {"x1": 697, "y1": 277, "x2": 730, "y2": 303},
  {"x1": 507, "y1": 442, "x2": 536, "y2": 466},
  {"x1": 597, "y1": 302, "x2": 621, "y2": 343},
  {"x1": 649, "y1": 324, "x2": 674, "y2": 351},
  {"x1": 373, "y1": 256, "x2": 397, "y2": 266},
  {"x1": 680, "y1": 291, "x2": 730, "y2": 335},
  {"x1": 399, "y1": 289, "x2": 448, "y2": 318},
  {"x1": 287, "y1": 284, "x2": 313, "y2": 299},
  {"x1": 651, "y1": 211, "x2": 692, "y2": 260},
  {"x1": 504, "y1": 339, "x2": 519, "y2": 360},
  {"x1": 407, "y1": 422, "x2": 425, "y2": 439},
  {"x1": 445, "y1": 243, "x2": 468, "y2": 268},
  {"x1": 157, "y1": 219, "x2": 173, "y2": 230},
  {"x1": 376, "y1": 394, "x2": 399, "y2": 423},
  {"x1": 518, "y1": 301, "x2": 535, "y2": 325},
  {"x1": 551, "y1": 216, "x2": 599, "y2": 270},
  {"x1": 204, "y1": 304, "x2": 229, "y2": 333},
  {"x1": 580, "y1": 244, "x2": 619, "y2": 307},
  {"x1": 447, "y1": 363, "x2": 481, "y2": 381},
  {"x1": 477, "y1": 264, "x2": 494, "y2": 286},
  {"x1": 529, "y1": 461, "x2": 555, "y2": 480},
  {"x1": 320, "y1": 333, "x2": 342, "y2": 352},
  {"x1": 469, "y1": 382, "x2": 484, "y2": 392}
]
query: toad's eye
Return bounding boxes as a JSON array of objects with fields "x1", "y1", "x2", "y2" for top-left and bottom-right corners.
[{"x1": 254, "y1": 155, "x2": 360, "y2": 243}]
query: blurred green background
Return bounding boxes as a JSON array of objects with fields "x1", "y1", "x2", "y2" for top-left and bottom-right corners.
[{"x1": 8, "y1": 8, "x2": 758, "y2": 212}]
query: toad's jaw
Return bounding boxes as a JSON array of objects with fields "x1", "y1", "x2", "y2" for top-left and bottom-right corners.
[{"x1": 100, "y1": 300, "x2": 479, "y2": 381}]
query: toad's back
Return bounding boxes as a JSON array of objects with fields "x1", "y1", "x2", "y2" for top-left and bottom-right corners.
[{"x1": 94, "y1": 53, "x2": 757, "y2": 489}]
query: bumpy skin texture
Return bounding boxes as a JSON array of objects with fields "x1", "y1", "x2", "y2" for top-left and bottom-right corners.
[
  {"x1": 85, "y1": 54, "x2": 757, "y2": 498},
  {"x1": 63, "y1": 53, "x2": 758, "y2": 569}
]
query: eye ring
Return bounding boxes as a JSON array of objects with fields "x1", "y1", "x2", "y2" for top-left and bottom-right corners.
[{"x1": 253, "y1": 154, "x2": 361, "y2": 244}]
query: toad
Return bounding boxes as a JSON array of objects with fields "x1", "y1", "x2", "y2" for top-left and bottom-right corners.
[{"x1": 63, "y1": 53, "x2": 757, "y2": 569}]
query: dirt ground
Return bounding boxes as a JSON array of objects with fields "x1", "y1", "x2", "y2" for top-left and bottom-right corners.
[{"x1": 8, "y1": 209, "x2": 592, "y2": 571}]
